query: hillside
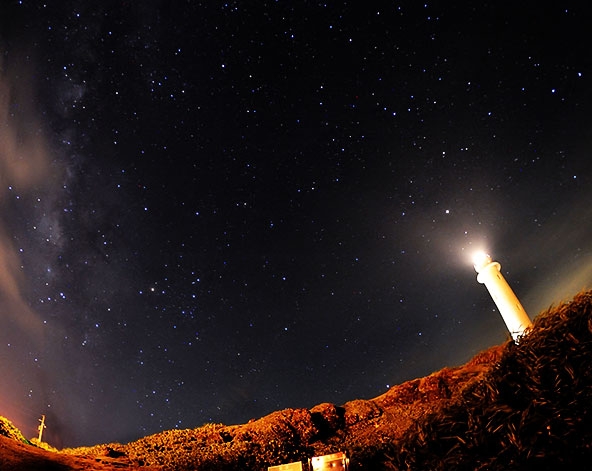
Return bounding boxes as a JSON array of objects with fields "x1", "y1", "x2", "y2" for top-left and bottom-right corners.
[{"x1": 2, "y1": 290, "x2": 592, "y2": 470}]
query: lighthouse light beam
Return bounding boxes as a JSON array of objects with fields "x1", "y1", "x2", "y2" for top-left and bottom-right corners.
[{"x1": 473, "y1": 251, "x2": 533, "y2": 342}]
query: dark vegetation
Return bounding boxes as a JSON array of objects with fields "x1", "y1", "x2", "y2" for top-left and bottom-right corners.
[
  {"x1": 0, "y1": 416, "x2": 29, "y2": 444},
  {"x1": 2, "y1": 290, "x2": 592, "y2": 470},
  {"x1": 393, "y1": 290, "x2": 592, "y2": 470}
]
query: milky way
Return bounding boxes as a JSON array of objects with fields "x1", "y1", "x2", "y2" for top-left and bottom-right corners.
[{"x1": 0, "y1": 2, "x2": 591, "y2": 447}]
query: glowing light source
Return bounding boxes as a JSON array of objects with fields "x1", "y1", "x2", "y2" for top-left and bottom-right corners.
[
  {"x1": 473, "y1": 251, "x2": 533, "y2": 342},
  {"x1": 472, "y1": 251, "x2": 493, "y2": 272}
]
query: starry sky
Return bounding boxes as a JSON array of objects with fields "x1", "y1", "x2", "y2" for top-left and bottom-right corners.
[{"x1": 1, "y1": 1, "x2": 591, "y2": 448}]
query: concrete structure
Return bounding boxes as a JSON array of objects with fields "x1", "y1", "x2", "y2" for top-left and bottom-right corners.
[
  {"x1": 309, "y1": 451, "x2": 349, "y2": 471},
  {"x1": 268, "y1": 461, "x2": 303, "y2": 471},
  {"x1": 473, "y1": 252, "x2": 533, "y2": 342}
]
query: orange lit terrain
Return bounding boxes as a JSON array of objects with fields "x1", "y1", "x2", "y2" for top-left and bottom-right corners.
[{"x1": 2, "y1": 291, "x2": 592, "y2": 470}]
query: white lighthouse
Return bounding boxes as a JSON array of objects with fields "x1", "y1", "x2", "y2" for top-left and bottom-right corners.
[{"x1": 473, "y1": 252, "x2": 533, "y2": 342}]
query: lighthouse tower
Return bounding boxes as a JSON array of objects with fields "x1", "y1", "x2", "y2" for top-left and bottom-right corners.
[{"x1": 473, "y1": 252, "x2": 533, "y2": 342}]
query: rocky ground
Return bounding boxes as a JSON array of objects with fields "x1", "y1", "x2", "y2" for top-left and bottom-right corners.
[{"x1": 2, "y1": 290, "x2": 592, "y2": 470}]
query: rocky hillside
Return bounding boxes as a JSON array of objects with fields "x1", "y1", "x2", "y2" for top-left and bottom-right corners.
[
  {"x1": 65, "y1": 343, "x2": 500, "y2": 471},
  {"x1": 2, "y1": 290, "x2": 592, "y2": 470}
]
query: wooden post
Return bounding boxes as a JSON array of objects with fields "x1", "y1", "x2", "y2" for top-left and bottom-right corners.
[{"x1": 37, "y1": 415, "x2": 46, "y2": 442}]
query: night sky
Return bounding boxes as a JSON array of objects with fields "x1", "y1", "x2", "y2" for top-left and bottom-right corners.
[{"x1": 1, "y1": 1, "x2": 591, "y2": 448}]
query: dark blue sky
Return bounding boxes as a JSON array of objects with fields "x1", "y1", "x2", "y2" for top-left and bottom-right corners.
[{"x1": 0, "y1": 1, "x2": 591, "y2": 447}]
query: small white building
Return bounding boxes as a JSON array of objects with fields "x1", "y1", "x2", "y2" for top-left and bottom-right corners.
[
  {"x1": 309, "y1": 451, "x2": 349, "y2": 471},
  {"x1": 268, "y1": 461, "x2": 303, "y2": 471}
]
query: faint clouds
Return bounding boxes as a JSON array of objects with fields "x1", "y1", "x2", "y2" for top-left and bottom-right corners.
[
  {"x1": 0, "y1": 58, "x2": 55, "y2": 338},
  {"x1": 0, "y1": 65, "x2": 49, "y2": 193}
]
